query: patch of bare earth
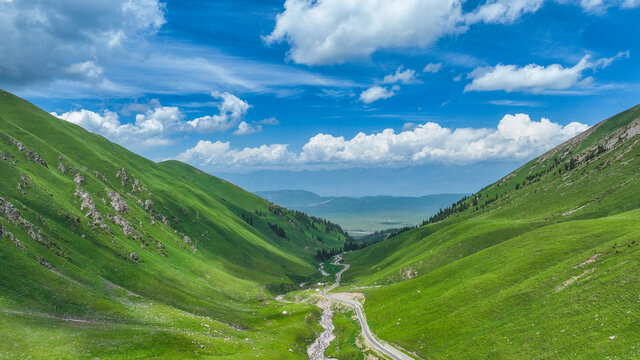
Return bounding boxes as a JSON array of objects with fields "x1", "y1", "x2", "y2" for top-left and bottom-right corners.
[
  {"x1": 333, "y1": 292, "x2": 365, "y2": 303},
  {"x1": 556, "y1": 268, "x2": 596, "y2": 292},
  {"x1": 574, "y1": 253, "x2": 601, "y2": 268}
]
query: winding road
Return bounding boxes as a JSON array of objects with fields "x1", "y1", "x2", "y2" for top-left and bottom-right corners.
[{"x1": 321, "y1": 255, "x2": 414, "y2": 360}]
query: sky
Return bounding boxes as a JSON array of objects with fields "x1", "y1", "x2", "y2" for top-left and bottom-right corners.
[{"x1": 1, "y1": 0, "x2": 639, "y2": 196}]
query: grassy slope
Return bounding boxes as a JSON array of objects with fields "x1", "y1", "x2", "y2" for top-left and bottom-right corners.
[
  {"x1": 343, "y1": 104, "x2": 640, "y2": 359},
  {"x1": 0, "y1": 90, "x2": 349, "y2": 359}
]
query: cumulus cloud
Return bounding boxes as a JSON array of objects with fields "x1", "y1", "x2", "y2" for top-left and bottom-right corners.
[
  {"x1": 382, "y1": 67, "x2": 419, "y2": 85},
  {"x1": 359, "y1": 86, "x2": 398, "y2": 104},
  {"x1": 265, "y1": 0, "x2": 466, "y2": 65},
  {"x1": 175, "y1": 141, "x2": 295, "y2": 168},
  {"x1": 52, "y1": 92, "x2": 277, "y2": 145},
  {"x1": 52, "y1": 106, "x2": 182, "y2": 148},
  {"x1": 464, "y1": 52, "x2": 629, "y2": 93},
  {"x1": 234, "y1": 121, "x2": 262, "y2": 135},
  {"x1": 265, "y1": 0, "x2": 637, "y2": 65},
  {"x1": 358, "y1": 66, "x2": 420, "y2": 104},
  {"x1": 423, "y1": 63, "x2": 443, "y2": 73},
  {"x1": 0, "y1": 0, "x2": 165, "y2": 86},
  {"x1": 185, "y1": 92, "x2": 250, "y2": 133},
  {"x1": 174, "y1": 113, "x2": 589, "y2": 171}
]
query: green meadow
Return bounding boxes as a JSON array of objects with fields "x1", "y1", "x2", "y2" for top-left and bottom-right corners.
[
  {"x1": 2, "y1": 87, "x2": 640, "y2": 359},
  {"x1": 342, "y1": 104, "x2": 640, "y2": 359},
  {"x1": 0, "y1": 89, "x2": 349, "y2": 359}
]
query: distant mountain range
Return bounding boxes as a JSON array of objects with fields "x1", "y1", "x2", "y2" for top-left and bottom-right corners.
[{"x1": 256, "y1": 190, "x2": 467, "y2": 234}]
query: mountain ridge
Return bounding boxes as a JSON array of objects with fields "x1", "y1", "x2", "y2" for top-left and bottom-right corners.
[
  {"x1": 0, "y1": 89, "x2": 349, "y2": 359},
  {"x1": 340, "y1": 103, "x2": 640, "y2": 359}
]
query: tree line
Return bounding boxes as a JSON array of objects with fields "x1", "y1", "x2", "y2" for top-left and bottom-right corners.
[{"x1": 314, "y1": 239, "x2": 369, "y2": 262}]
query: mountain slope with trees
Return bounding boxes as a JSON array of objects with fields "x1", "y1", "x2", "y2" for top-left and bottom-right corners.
[{"x1": 257, "y1": 190, "x2": 467, "y2": 233}]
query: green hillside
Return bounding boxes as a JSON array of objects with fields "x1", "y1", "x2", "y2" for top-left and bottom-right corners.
[
  {"x1": 256, "y1": 190, "x2": 467, "y2": 234},
  {"x1": 0, "y1": 89, "x2": 350, "y2": 359},
  {"x1": 342, "y1": 104, "x2": 640, "y2": 359}
]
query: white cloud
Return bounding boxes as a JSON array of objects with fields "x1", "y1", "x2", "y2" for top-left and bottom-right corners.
[
  {"x1": 358, "y1": 67, "x2": 419, "y2": 104},
  {"x1": 0, "y1": 0, "x2": 165, "y2": 86},
  {"x1": 382, "y1": 67, "x2": 419, "y2": 85},
  {"x1": 234, "y1": 121, "x2": 262, "y2": 135},
  {"x1": 265, "y1": 0, "x2": 466, "y2": 65},
  {"x1": 266, "y1": 0, "x2": 637, "y2": 65},
  {"x1": 423, "y1": 63, "x2": 443, "y2": 73},
  {"x1": 52, "y1": 92, "x2": 276, "y2": 146},
  {"x1": 466, "y1": 0, "x2": 545, "y2": 24},
  {"x1": 185, "y1": 92, "x2": 250, "y2": 133},
  {"x1": 464, "y1": 52, "x2": 629, "y2": 93},
  {"x1": 174, "y1": 113, "x2": 589, "y2": 171},
  {"x1": 52, "y1": 106, "x2": 182, "y2": 148},
  {"x1": 233, "y1": 116, "x2": 280, "y2": 135},
  {"x1": 259, "y1": 117, "x2": 280, "y2": 126},
  {"x1": 175, "y1": 141, "x2": 295, "y2": 168},
  {"x1": 576, "y1": 0, "x2": 640, "y2": 11},
  {"x1": 359, "y1": 86, "x2": 398, "y2": 104}
]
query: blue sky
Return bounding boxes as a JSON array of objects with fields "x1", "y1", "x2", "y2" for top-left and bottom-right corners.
[{"x1": 1, "y1": 0, "x2": 639, "y2": 196}]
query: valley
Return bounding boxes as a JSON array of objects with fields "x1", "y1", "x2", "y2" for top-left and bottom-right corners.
[
  {"x1": 2, "y1": 88, "x2": 640, "y2": 359},
  {"x1": 256, "y1": 190, "x2": 466, "y2": 235},
  {"x1": 1, "y1": 1, "x2": 639, "y2": 359}
]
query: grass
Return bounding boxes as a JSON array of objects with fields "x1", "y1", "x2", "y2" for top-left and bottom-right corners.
[
  {"x1": 340, "y1": 104, "x2": 640, "y2": 359},
  {"x1": 0, "y1": 89, "x2": 349, "y2": 358}
]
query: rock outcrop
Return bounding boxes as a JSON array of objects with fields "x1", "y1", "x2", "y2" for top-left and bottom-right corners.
[
  {"x1": 107, "y1": 191, "x2": 130, "y2": 213},
  {"x1": 116, "y1": 168, "x2": 129, "y2": 186},
  {"x1": 12, "y1": 140, "x2": 47, "y2": 167},
  {"x1": 74, "y1": 188, "x2": 110, "y2": 232},
  {"x1": 108, "y1": 215, "x2": 139, "y2": 239},
  {"x1": 0, "y1": 197, "x2": 44, "y2": 243},
  {"x1": 73, "y1": 172, "x2": 85, "y2": 184}
]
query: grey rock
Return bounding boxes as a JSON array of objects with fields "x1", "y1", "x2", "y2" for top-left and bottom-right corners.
[
  {"x1": 73, "y1": 173, "x2": 85, "y2": 184},
  {"x1": 25, "y1": 151, "x2": 47, "y2": 167},
  {"x1": 108, "y1": 215, "x2": 139, "y2": 238},
  {"x1": 132, "y1": 178, "x2": 146, "y2": 192},
  {"x1": 116, "y1": 168, "x2": 129, "y2": 186},
  {"x1": 37, "y1": 257, "x2": 53, "y2": 269},
  {"x1": 107, "y1": 191, "x2": 130, "y2": 213}
]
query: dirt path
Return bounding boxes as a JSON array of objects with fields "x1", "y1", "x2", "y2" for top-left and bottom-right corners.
[
  {"x1": 304, "y1": 254, "x2": 413, "y2": 360},
  {"x1": 322, "y1": 255, "x2": 414, "y2": 360}
]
